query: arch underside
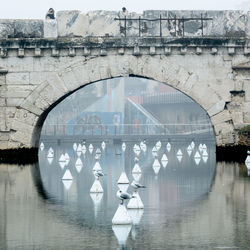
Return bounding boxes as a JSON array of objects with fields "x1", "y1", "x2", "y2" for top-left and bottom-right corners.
[{"x1": 10, "y1": 54, "x2": 234, "y2": 148}]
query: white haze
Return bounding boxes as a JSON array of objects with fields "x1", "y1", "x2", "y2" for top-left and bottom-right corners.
[{"x1": 0, "y1": 0, "x2": 250, "y2": 19}]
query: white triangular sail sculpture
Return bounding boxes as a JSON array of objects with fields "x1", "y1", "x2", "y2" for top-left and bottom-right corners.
[
  {"x1": 59, "y1": 154, "x2": 66, "y2": 169},
  {"x1": 194, "y1": 151, "x2": 201, "y2": 158},
  {"x1": 112, "y1": 204, "x2": 132, "y2": 224},
  {"x1": 132, "y1": 173, "x2": 142, "y2": 182},
  {"x1": 153, "y1": 158, "x2": 161, "y2": 167},
  {"x1": 73, "y1": 143, "x2": 77, "y2": 151},
  {"x1": 127, "y1": 191, "x2": 144, "y2": 209},
  {"x1": 62, "y1": 169, "x2": 73, "y2": 180},
  {"x1": 47, "y1": 147, "x2": 54, "y2": 158},
  {"x1": 40, "y1": 142, "x2": 44, "y2": 151},
  {"x1": 89, "y1": 144, "x2": 94, "y2": 154},
  {"x1": 245, "y1": 155, "x2": 250, "y2": 170},
  {"x1": 81, "y1": 144, "x2": 87, "y2": 155},
  {"x1": 177, "y1": 155, "x2": 182, "y2": 162},
  {"x1": 62, "y1": 180, "x2": 73, "y2": 190},
  {"x1": 101, "y1": 141, "x2": 106, "y2": 150},
  {"x1": 93, "y1": 161, "x2": 102, "y2": 172},
  {"x1": 64, "y1": 152, "x2": 70, "y2": 166},
  {"x1": 161, "y1": 154, "x2": 168, "y2": 168},
  {"x1": 132, "y1": 163, "x2": 142, "y2": 174},
  {"x1": 90, "y1": 179, "x2": 103, "y2": 193},
  {"x1": 191, "y1": 141, "x2": 195, "y2": 149},
  {"x1": 122, "y1": 142, "x2": 126, "y2": 152},
  {"x1": 202, "y1": 150, "x2": 208, "y2": 157},
  {"x1": 155, "y1": 141, "x2": 161, "y2": 151},
  {"x1": 75, "y1": 157, "x2": 83, "y2": 173},
  {"x1": 202, "y1": 156, "x2": 208, "y2": 163},
  {"x1": 128, "y1": 209, "x2": 144, "y2": 225},
  {"x1": 187, "y1": 145, "x2": 192, "y2": 156},
  {"x1": 47, "y1": 157, "x2": 53, "y2": 164},
  {"x1": 112, "y1": 225, "x2": 132, "y2": 246},
  {"x1": 195, "y1": 158, "x2": 201, "y2": 165},
  {"x1": 176, "y1": 149, "x2": 182, "y2": 156},
  {"x1": 166, "y1": 142, "x2": 171, "y2": 152},
  {"x1": 117, "y1": 172, "x2": 129, "y2": 184},
  {"x1": 198, "y1": 143, "x2": 203, "y2": 152},
  {"x1": 77, "y1": 144, "x2": 82, "y2": 157}
]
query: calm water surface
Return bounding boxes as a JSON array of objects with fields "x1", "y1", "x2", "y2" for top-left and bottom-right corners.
[{"x1": 1, "y1": 140, "x2": 250, "y2": 249}]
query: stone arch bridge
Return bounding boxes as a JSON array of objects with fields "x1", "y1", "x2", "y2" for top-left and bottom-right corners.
[{"x1": 0, "y1": 10, "x2": 250, "y2": 150}]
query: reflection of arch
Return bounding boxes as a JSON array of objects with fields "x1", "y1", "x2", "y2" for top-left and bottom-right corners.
[{"x1": 12, "y1": 55, "x2": 224, "y2": 148}]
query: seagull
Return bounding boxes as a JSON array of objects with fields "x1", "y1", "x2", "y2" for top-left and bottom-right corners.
[
  {"x1": 131, "y1": 180, "x2": 146, "y2": 189},
  {"x1": 94, "y1": 170, "x2": 104, "y2": 179},
  {"x1": 116, "y1": 190, "x2": 135, "y2": 205}
]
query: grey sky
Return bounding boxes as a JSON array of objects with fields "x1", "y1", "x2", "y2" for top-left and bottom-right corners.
[{"x1": 1, "y1": 0, "x2": 250, "y2": 19}]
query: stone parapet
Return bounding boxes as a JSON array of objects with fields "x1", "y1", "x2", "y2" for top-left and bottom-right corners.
[{"x1": 1, "y1": 10, "x2": 250, "y2": 39}]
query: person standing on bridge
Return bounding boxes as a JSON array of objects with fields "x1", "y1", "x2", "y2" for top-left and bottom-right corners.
[{"x1": 46, "y1": 8, "x2": 55, "y2": 19}]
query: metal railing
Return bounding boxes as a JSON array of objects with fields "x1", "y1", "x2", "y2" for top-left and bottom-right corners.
[
  {"x1": 114, "y1": 15, "x2": 213, "y2": 37},
  {"x1": 41, "y1": 123, "x2": 213, "y2": 137}
]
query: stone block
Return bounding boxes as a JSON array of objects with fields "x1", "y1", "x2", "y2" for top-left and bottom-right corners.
[
  {"x1": 0, "y1": 132, "x2": 9, "y2": 141},
  {"x1": 44, "y1": 19, "x2": 57, "y2": 38},
  {"x1": 34, "y1": 95, "x2": 50, "y2": 111},
  {"x1": 0, "y1": 141, "x2": 8, "y2": 150},
  {"x1": 133, "y1": 46, "x2": 140, "y2": 56},
  {"x1": 231, "y1": 111, "x2": 244, "y2": 126},
  {"x1": 207, "y1": 100, "x2": 225, "y2": 117},
  {"x1": 13, "y1": 20, "x2": 43, "y2": 38},
  {"x1": 211, "y1": 47, "x2": 218, "y2": 55},
  {"x1": 234, "y1": 81, "x2": 244, "y2": 91},
  {"x1": 34, "y1": 48, "x2": 42, "y2": 57},
  {"x1": 7, "y1": 141, "x2": 22, "y2": 149},
  {"x1": 180, "y1": 47, "x2": 187, "y2": 55},
  {"x1": 18, "y1": 49, "x2": 25, "y2": 57},
  {"x1": 59, "y1": 67, "x2": 80, "y2": 91},
  {"x1": 0, "y1": 21, "x2": 14, "y2": 38},
  {"x1": 38, "y1": 83, "x2": 63, "y2": 106},
  {"x1": 100, "y1": 49, "x2": 107, "y2": 56},
  {"x1": 20, "y1": 101, "x2": 43, "y2": 116},
  {"x1": 164, "y1": 47, "x2": 171, "y2": 55},
  {"x1": 51, "y1": 48, "x2": 60, "y2": 57},
  {"x1": 14, "y1": 109, "x2": 38, "y2": 126},
  {"x1": 0, "y1": 98, "x2": 6, "y2": 106},
  {"x1": 11, "y1": 119, "x2": 34, "y2": 134},
  {"x1": 243, "y1": 80, "x2": 250, "y2": 102},
  {"x1": 118, "y1": 48, "x2": 125, "y2": 55},
  {"x1": 0, "y1": 48, "x2": 7, "y2": 58},
  {"x1": 196, "y1": 47, "x2": 202, "y2": 55},
  {"x1": 149, "y1": 46, "x2": 156, "y2": 55},
  {"x1": 211, "y1": 110, "x2": 232, "y2": 125},
  {"x1": 10, "y1": 130, "x2": 32, "y2": 147},
  {"x1": 6, "y1": 98, "x2": 22, "y2": 107},
  {"x1": 6, "y1": 72, "x2": 29, "y2": 85},
  {"x1": 69, "y1": 48, "x2": 76, "y2": 57},
  {"x1": 228, "y1": 47, "x2": 235, "y2": 55}
]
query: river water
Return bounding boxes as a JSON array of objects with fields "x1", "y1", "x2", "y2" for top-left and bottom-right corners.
[{"x1": 0, "y1": 140, "x2": 250, "y2": 249}]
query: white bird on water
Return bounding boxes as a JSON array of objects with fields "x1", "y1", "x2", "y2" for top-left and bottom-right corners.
[
  {"x1": 116, "y1": 190, "x2": 135, "y2": 205},
  {"x1": 94, "y1": 170, "x2": 104, "y2": 179},
  {"x1": 131, "y1": 180, "x2": 146, "y2": 189}
]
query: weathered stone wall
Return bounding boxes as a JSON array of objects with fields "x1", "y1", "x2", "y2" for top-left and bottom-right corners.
[
  {"x1": 0, "y1": 10, "x2": 250, "y2": 39},
  {"x1": 0, "y1": 10, "x2": 250, "y2": 149}
]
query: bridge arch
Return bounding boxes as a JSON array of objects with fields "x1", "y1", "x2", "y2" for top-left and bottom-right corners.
[{"x1": 12, "y1": 54, "x2": 230, "y2": 148}]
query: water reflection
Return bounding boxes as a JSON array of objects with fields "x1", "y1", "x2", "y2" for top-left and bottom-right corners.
[
  {"x1": 2, "y1": 157, "x2": 250, "y2": 248},
  {"x1": 36, "y1": 140, "x2": 217, "y2": 246}
]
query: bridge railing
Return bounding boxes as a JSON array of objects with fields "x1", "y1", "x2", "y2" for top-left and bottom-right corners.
[
  {"x1": 114, "y1": 15, "x2": 213, "y2": 37},
  {"x1": 41, "y1": 123, "x2": 213, "y2": 137}
]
